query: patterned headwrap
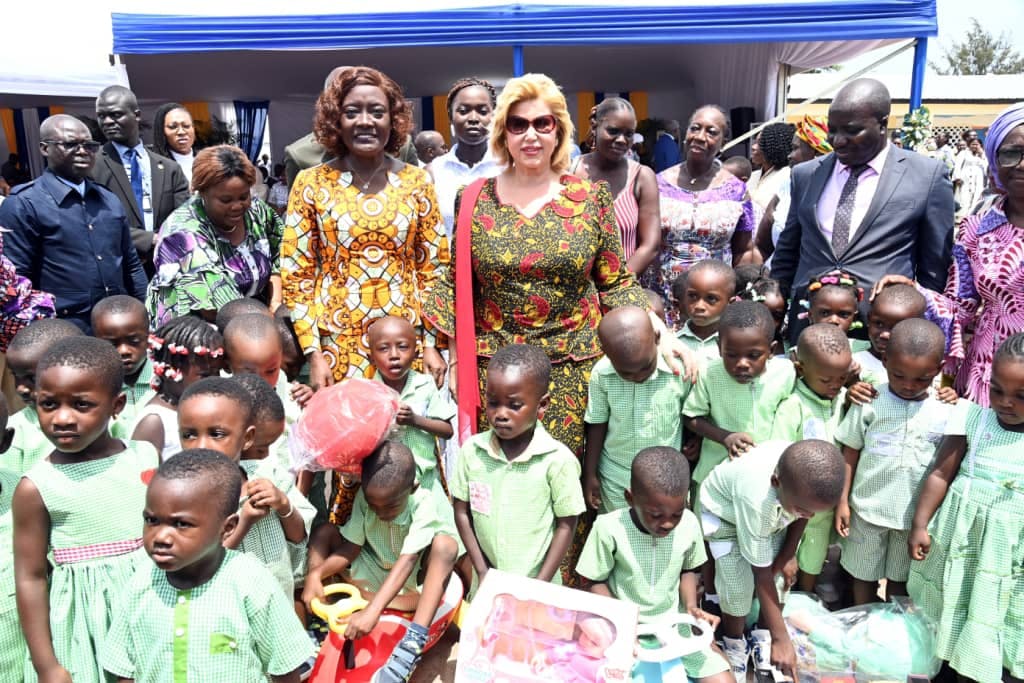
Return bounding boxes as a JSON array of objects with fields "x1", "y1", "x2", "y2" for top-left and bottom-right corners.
[
  {"x1": 795, "y1": 115, "x2": 832, "y2": 155},
  {"x1": 983, "y1": 101, "x2": 1024, "y2": 190}
]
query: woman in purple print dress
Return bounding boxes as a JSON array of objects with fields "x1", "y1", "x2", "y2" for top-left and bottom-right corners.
[
  {"x1": 146, "y1": 145, "x2": 283, "y2": 328},
  {"x1": 653, "y1": 105, "x2": 756, "y2": 323}
]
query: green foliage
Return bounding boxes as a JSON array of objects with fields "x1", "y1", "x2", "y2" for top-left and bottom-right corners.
[
  {"x1": 930, "y1": 18, "x2": 1024, "y2": 75},
  {"x1": 901, "y1": 106, "x2": 932, "y2": 151}
]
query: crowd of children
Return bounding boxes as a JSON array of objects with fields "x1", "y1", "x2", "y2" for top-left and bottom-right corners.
[{"x1": 0, "y1": 258, "x2": 1021, "y2": 683}]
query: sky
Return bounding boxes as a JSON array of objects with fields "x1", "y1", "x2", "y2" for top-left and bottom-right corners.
[{"x1": 841, "y1": 0, "x2": 1024, "y2": 75}]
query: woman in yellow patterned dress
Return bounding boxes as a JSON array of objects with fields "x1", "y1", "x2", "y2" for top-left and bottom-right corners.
[{"x1": 280, "y1": 67, "x2": 448, "y2": 523}]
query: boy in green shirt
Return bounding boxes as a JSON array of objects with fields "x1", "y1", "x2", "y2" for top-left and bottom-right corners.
[
  {"x1": 578, "y1": 446, "x2": 731, "y2": 683},
  {"x1": 584, "y1": 306, "x2": 690, "y2": 513},
  {"x1": 770, "y1": 323, "x2": 851, "y2": 594},
  {"x1": 848, "y1": 283, "x2": 928, "y2": 403},
  {"x1": 673, "y1": 259, "x2": 736, "y2": 370},
  {"x1": 700, "y1": 439, "x2": 844, "y2": 681},
  {"x1": 91, "y1": 295, "x2": 154, "y2": 439},
  {"x1": 303, "y1": 442, "x2": 464, "y2": 683}
]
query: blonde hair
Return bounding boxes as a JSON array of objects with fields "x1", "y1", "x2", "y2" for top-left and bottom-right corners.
[{"x1": 491, "y1": 73, "x2": 575, "y2": 173}]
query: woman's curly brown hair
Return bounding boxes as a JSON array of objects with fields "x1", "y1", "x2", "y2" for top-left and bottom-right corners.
[{"x1": 314, "y1": 67, "x2": 412, "y2": 158}]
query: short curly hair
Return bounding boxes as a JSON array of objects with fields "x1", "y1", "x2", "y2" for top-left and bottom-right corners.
[
  {"x1": 491, "y1": 73, "x2": 575, "y2": 173},
  {"x1": 191, "y1": 145, "x2": 257, "y2": 194},
  {"x1": 314, "y1": 66, "x2": 412, "y2": 158}
]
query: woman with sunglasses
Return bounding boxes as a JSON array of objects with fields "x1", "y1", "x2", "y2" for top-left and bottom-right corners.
[
  {"x1": 570, "y1": 97, "x2": 660, "y2": 276},
  {"x1": 873, "y1": 101, "x2": 1024, "y2": 407}
]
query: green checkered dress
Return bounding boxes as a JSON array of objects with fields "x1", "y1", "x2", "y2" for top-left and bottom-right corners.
[
  {"x1": 23, "y1": 441, "x2": 159, "y2": 683},
  {"x1": 676, "y1": 323, "x2": 721, "y2": 371},
  {"x1": 684, "y1": 357, "x2": 796, "y2": 483},
  {"x1": 0, "y1": 468, "x2": 27, "y2": 680},
  {"x1": 1, "y1": 407, "x2": 50, "y2": 475},
  {"x1": 238, "y1": 458, "x2": 317, "y2": 598},
  {"x1": 908, "y1": 404, "x2": 1024, "y2": 683},
  {"x1": 450, "y1": 426, "x2": 585, "y2": 583},
  {"x1": 101, "y1": 550, "x2": 315, "y2": 682},
  {"x1": 584, "y1": 356, "x2": 689, "y2": 512}
]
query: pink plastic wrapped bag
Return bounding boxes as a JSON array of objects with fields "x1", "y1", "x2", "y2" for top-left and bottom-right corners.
[{"x1": 289, "y1": 378, "x2": 400, "y2": 474}]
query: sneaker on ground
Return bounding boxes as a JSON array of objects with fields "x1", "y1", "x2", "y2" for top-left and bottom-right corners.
[
  {"x1": 372, "y1": 623, "x2": 429, "y2": 683},
  {"x1": 719, "y1": 635, "x2": 749, "y2": 683}
]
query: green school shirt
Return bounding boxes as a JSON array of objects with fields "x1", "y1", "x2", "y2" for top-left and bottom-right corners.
[
  {"x1": 450, "y1": 425, "x2": 585, "y2": 583},
  {"x1": 770, "y1": 380, "x2": 846, "y2": 444},
  {"x1": 2, "y1": 406, "x2": 49, "y2": 475},
  {"x1": 373, "y1": 370, "x2": 455, "y2": 484},
  {"x1": 584, "y1": 355, "x2": 689, "y2": 512},
  {"x1": 700, "y1": 441, "x2": 797, "y2": 568},
  {"x1": 683, "y1": 357, "x2": 796, "y2": 483},
  {"x1": 853, "y1": 349, "x2": 887, "y2": 387},
  {"x1": 676, "y1": 322, "x2": 721, "y2": 370},
  {"x1": 101, "y1": 550, "x2": 314, "y2": 682},
  {"x1": 112, "y1": 361, "x2": 156, "y2": 441},
  {"x1": 577, "y1": 507, "x2": 706, "y2": 621}
]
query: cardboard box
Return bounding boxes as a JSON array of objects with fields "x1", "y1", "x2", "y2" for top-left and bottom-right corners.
[{"x1": 455, "y1": 570, "x2": 638, "y2": 682}]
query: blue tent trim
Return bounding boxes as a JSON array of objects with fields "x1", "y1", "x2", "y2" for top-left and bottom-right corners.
[{"x1": 111, "y1": 1, "x2": 937, "y2": 54}]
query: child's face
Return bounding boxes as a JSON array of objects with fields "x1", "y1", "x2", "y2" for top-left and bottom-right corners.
[
  {"x1": 867, "y1": 300, "x2": 918, "y2": 358},
  {"x1": 178, "y1": 395, "x2": 255, "y2": 460},
  {"x1": 761, "y1": 292, "x2": 787, "y2": 336},
  {"x1": 93, "y1": 310, "x2": 149, "y2": 379},
  {"x1": 144, "y1": 476, "x2": 236, "y2": 577},
  {"x1": 683, "y1": 270, "x2": 731, "y2": 330},
  {"x1": 884, "y1": 349, "x2": 942, "y2": 401},
  {"x1": 241, "y1": 417, "x2": 286, "y2": 461},
  {"x1": 774, "y1": 478, "x2": 832, "y2": 520},
  {"x1": 368, "y1": 323, "x2": 417, "y2": 383},
  {"x1": 484, "y1": 367, "x2": 548, "y2": 443},
  {"x1": 625, "y1": 482, "x2": 687, "y2": 538},
  {"x1": 227, "y1": 336, "x2": 282, "y2": 387},
  {"x1": 36, "y1": 366, "x2": 125, "y2": 454},
  {"x1": 809, "y1": 287, "x2": 858, "y2": 332},
  {"x1": 719, "y1": 326, "x2": 772, "y2": 384},
  {"x1": 6, "y1": 346, "x2": 44, "y2": 406},
  {"x1": 797, "y1": 348, "x2": 852, "y2": 401},
  {"x1": 165, "y1": 357, "x2": 221, "y2": 399},
  {"x1": 363, "y1": 482, "x2": 411, "y2": 522},
  {"x1": 989, "y1": 358, "x2": 1024, "y2": 430}
]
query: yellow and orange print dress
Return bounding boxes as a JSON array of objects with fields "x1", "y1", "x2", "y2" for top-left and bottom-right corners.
[{"x1": 281, "y1": 162, "x2": 448, "y2": 381}]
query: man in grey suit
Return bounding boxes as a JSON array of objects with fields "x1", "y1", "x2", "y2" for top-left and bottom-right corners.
[
  {"x1": 90, "y1": 85, "x2": 190, "y2": 272},
  {"x1": 771, "y1": 78, "x2": 954, "y2": 344}
]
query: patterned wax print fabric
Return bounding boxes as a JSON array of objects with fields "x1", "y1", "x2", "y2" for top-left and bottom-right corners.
[
  {"x1": 653, "y1": 171, "x2": 755, "y2": 325},
  {"x1": 908, "y1": 404, "x2": 1024, "y2": 683},
  {"x1": 146, "y1": 196, "x2": 283, "y2": 328},
  {"x1": 921, "y1": 197, "x2": 1024, "y2": 406},
  {"x1": 281, "y1": 163, "x2": 447, "y2": 382},
  {"x1": 101, "y1": 550, "x2": 314, "y2": 683},
  {"x1": 22, "y1": 442, "x2": 159, "y2": 683},
  {"x1": 0, "y1": 231, "x2": 55, "y2": 352}
]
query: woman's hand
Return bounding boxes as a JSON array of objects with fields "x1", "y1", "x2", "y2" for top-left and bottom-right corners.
[
  {"x1": 650, "y1": 311, "x2": 699, "y2": 383},
  {"x1": 422, "y1": 346, "x2": 447, "y2": 388},
  {"x1": 308, "y1": 351, "x2": 334, "y2": 391},
  {"x1": 870, "y1": 274, "x2": 916, "y2": 301}
]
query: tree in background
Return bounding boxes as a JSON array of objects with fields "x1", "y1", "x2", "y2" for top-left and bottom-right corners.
[{"x1": 930, "y1": 18, "x2": 1024, "y2": 75}]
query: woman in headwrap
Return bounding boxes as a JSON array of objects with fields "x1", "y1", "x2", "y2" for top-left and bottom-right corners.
[
  {"x1": 756, "y1": 116, "x2": 832, "y2": 260},
  {"x1": 747, "y1": 121, "x2": 796, "y2": 209},
  {"x1": 873, "y1": 102, "x2": 1024, "y2": 406}
]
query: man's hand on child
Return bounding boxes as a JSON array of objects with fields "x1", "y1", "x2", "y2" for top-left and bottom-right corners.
[
  {"x1": 583, "y1": 475, "x2": 602, "y2": 510},
  {"x1": 687, "y1": 605, "x2": 720, "y2": 630},
  {"x1": 290, "y1": 382, "x2": 315, "y2": 408},
  {"x1": 343, "y1": 607, "x2": 380, "y2": 640},
  {"x1": 936, "y1": 386, "x2": 958, "y2": 404},
  {"x1": 846, "y1": 381, "x2": 877, "y2": 405},
  {"x1": 395, "y1": 403, "x2": 415, "y2": 426},
  {"x1": 834, "y1": 500, "x2": 851, "y2": 538},
  {"x1": 723, "y1": 432, "x2": 754, "y2": 458},
  {"x1": 908, "y1": 527, "x2": 932, "y2": 561},
  {"x1": 245, "y1": 478, "x2": 289, "y2": 515}
]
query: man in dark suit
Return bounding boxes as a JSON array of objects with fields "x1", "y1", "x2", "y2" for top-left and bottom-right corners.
[
  {"x1": 771, "y1": 78, "x2": 954, "y2": 344},
  {"x1": 90, "y1": 85, "x2": 189, "y2": 272},
  {"x1": 0, "y1": 115, "x2": 147, "y2": 332},
  {"x1": 652, "y1": 119, "x2": 682, "y2": 172}
]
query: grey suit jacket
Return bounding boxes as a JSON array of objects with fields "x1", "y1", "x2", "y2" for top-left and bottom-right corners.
[
  {"x1": 771, "y1": 144, "x2": 955, "y2": 344},
  {"x1": 90, "y1": 143, "x2": 190, "y2": 265}
]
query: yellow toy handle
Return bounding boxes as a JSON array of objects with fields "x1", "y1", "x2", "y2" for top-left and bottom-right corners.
[{"x1": 310, "y1": 583, "x2": 370, "y2": 633}]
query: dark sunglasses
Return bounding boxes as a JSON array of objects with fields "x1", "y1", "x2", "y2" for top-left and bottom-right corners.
[
  {"x1": 44, "y1": 140, "x2": 102, "y2": 153},
  {"x1": 506, "y1": 115, "x2": 557, "y2": 136}
]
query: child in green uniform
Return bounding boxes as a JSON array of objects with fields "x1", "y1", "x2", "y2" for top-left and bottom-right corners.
[
  {"x1": 578, "y1": 446, "x2": 731, "y2": 683},
  {"x1": 101, "y1": 449, "x2": 314, "y2": 682},
  {"x1": 3, "y1": 319, "x2": 82, "y2": 474},
  {"x1": 847, "y1": 283, "x2": 927, "y2": 403},
  {"x1": 584, "y1": 306, "x2": 690, "y2": 513},
  {"x1": 908, "y1": 333, "x2": 1024, "y2": 683},
  {"x1": 13, "y1": 337, "x2": 160, "y2": 682},
  {"x1": 770, "y1": 324, "x2": 851, "y2": 594},
  {"x1": 673, "y1": 260, "x2": 736, "y2": 370},
  {"x1": 91, "y1": 295, "x2": 154, "y2": 439},
  {"x1": 177, "y1": 377, "x2": 315, "y2": 601},
  {"x1": 800, "y1": 269, "x2": 866, "y2": 343},
  {"x1": 367, "y1": 315, "x2": 454, "y2": 493},
  {"x1": 303, "y1": 442, "x2": 464, "y2": 683},
  {"x1": 835, "y1": 319, "x2": 957, "y2": 605},
  {"x1": 0, "y1": 394, "x2": 26, "y2": 683},
  {"x1": 452, "y1": 344, "x2": 586, "y2": 584},
  {"x1": 700, "y1": 439, "x2": 844, "y2": 681}
]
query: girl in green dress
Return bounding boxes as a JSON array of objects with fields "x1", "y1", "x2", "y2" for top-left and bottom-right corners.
[
  {"x1": 12, "y1": 337, "x2": 160, "y2": 683},
  {"x1": 908, "y1": 332, "x2": 1024, "y2": 683}
]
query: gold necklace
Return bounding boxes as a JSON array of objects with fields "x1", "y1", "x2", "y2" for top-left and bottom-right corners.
[{"x1": 348, "y1": 158, "x2": 386, "y2": 191}]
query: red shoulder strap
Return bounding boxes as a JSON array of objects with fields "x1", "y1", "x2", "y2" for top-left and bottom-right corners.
[{"x1": 455, "y1": 178, "x2": 488, "y2": 444}]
